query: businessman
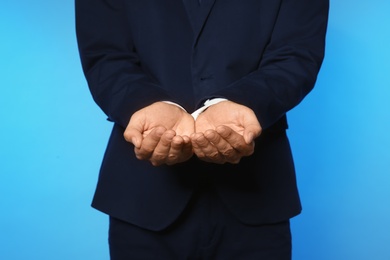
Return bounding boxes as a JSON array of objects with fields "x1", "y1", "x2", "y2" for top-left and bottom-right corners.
[{"x1": 76, "y1": 0, "x2": 329, "y2": 259}]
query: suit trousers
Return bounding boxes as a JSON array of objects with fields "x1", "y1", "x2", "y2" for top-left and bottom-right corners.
[{"x1": 109, "y1": 185, "x2": 292, "y2": 260}]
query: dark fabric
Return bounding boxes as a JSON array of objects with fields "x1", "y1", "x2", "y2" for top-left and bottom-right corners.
[
  {"x1": 109, "y1": 187, "x2": 292, "y2": 260},
  {"x1": 75, "y1": 0, "x2": 329, "y2": 231}
]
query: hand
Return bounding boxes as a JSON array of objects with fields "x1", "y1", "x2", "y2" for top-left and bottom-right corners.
[
  {"x1": 191, "y1": 101, "x2": 262, "y2": 164},
  {"x1": 123, "y1": 102, "x2": 195, "y2": 166}
]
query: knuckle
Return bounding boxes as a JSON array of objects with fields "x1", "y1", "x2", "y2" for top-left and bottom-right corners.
[
  {"x1": 222, "y1": 148, "x2": 236, "y2": 158},
  {"x1": 168, "y1": 154, "x2": 178, "y2": 161},
  {"x1": 194, "y1": 151, "x2": 206, "y2": 159},
  {"x1": 152, "y1": 152, "x2": 166, "y2": 162},
  {"x1": 151, "y1": 161, "x2": 162, "y2": 166},
  {"x1": 135, "y1": 152, "x2": 149, "y2": 160},
  {"x1": 208, "y1": 151, "x2": 220, "y2": 161}
]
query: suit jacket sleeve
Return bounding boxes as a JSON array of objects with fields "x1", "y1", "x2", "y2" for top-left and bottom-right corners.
[
  {"x1": 75, "y1": 0, "x2": 176, "y2": 128},
  {"x1": 210, "y1": 0, "x2": 329, "y2": 129},
  {"x1": 76, "y1": 0, "x2": 329, "y2": 131}
]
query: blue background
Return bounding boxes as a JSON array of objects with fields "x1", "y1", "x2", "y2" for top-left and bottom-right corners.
[{"x1": 1, "y1": 1, "x2": 389, "y2": 259}]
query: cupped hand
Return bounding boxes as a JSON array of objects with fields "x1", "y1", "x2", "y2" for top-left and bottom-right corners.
[
  {"x1": 123, "y1": 102, "x2": 195, "y2": 166},
  {"x1": 191, "y1": 101, "x2": 262, "y2": 164}
]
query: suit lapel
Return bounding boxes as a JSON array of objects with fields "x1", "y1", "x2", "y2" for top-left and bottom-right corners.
[{"x1": 182, "y1": 0, "x2": 216, "y2": 44}]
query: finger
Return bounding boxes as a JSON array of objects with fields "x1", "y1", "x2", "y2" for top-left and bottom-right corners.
[
  {"x1": 124, "y1": 112, "x2": 146, "y2": 148},
  {"x1": 216, "y1": 126, "x2": 244, "y2": 149},
  {"x1": 216, "y1": 125, "x2": 254, "y2": 157},
  {"x1": 166, "y1": 151, "x2": 193, "y2": 165},
  {"x1": 150, "y1": 130, "x2": 175, "y2": 166},
  {"x1": 124, "y1": 127, "x2": 143, "y2": 148},
  {"x1": 165, "y1": 136, "x2": 186, "y2": 165},
  {"x1": 191, "y1": 133, "x2": 205, "y2": 156},
  {"x1": 207, "y1": 128, "x2": 240, "y2": 163},
  {"x1": 181, "y1": 140, "x2": 194, "y2": 159},
  {"x1": 192, "y1": 132, "x2": 224, "y2": 163},
  {"x1": 243, "y1": 124, "x2": 262, "y2": 144},
  {"x1": 178, "y1": 134, "x2": 193, "y2": 155},
  {"x1": 181, "y1": 135, "x2": 191, "y2": 144},
  {"x1": 204, "y1": 129, "x2": 232, "y2": 155},
  {"x1": 135, "y1": 126, "x2": 165, "y2": 160},
  {"x1": 170, "y1": 135, "x2": 185, "y2": 152}
]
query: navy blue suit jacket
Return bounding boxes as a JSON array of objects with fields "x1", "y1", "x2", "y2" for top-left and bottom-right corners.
[{"x1": 76, "y1": 0, "x2": 328, "y2": 231}]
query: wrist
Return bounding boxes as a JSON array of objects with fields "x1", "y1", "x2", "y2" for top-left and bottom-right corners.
[
  {"x1": 162, "y1": 101, "x2": 187, "y2": 112},
  {"x1": 191, "y1": 98, "x2": 228, "y2": 120}
]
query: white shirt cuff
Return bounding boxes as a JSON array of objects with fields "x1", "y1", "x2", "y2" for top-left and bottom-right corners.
[
  {"x1": 191, "y1": 98, "x2": 228, "y2": 120},
  {"x1": 162, "y1": 101, "x2": 187, "y2": 112}
]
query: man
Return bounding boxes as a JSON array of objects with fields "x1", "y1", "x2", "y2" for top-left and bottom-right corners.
[{"x1": 76, "y1": 0, "x2": 328, "y2": 259}]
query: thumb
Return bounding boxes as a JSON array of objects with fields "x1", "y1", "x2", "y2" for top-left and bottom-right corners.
[
  {"x1": 124, "y1": 127, "x2": 143, "y2": 148},
  {"x1": 243, "y1": 124, "x2": 262, "y2": 144}
]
